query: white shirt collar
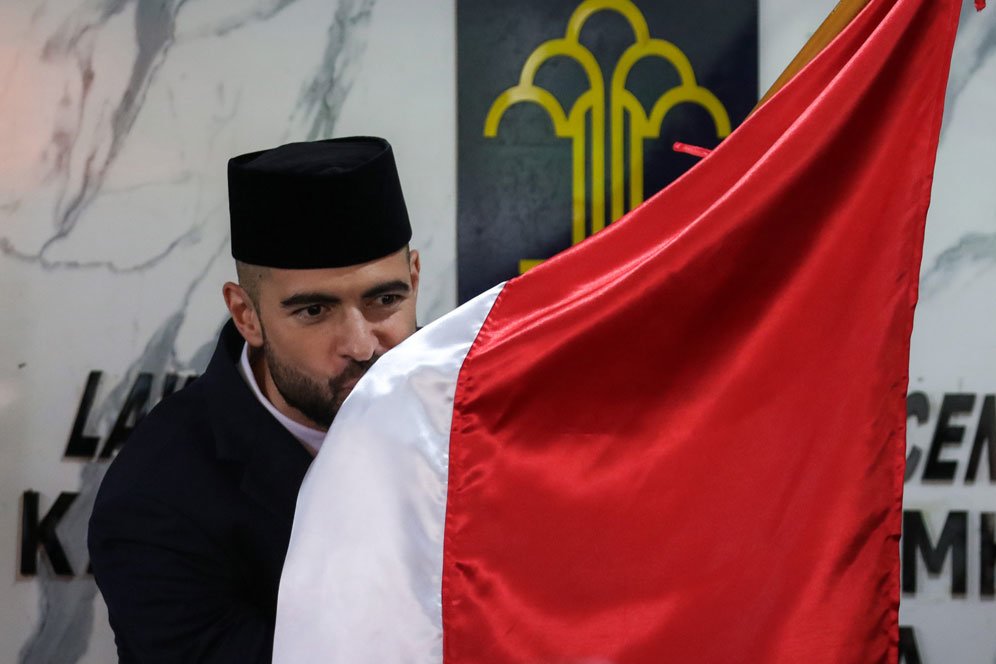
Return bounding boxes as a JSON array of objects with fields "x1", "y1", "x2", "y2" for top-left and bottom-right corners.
[{"x1": 237, "y1": 342, "x2": 327, "y2": 455}]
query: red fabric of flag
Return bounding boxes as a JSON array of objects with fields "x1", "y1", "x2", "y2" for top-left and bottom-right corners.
[{"x1": 442, "y1": 0, "x2": 961, "y2": 662}]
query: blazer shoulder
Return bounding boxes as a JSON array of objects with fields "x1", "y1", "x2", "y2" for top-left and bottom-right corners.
[{"x1": 94, "y1": 380, "x2": 217, "y2": 504}]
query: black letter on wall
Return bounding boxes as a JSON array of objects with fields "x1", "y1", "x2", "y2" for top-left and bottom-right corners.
[
  {"x1": 906, "y1": 392, "x2": 930, "y2": 481},
  {"x1": 63, "y1": 371, "x2": 103, "y2": 459},
  {"x1": 898, "y1": 626, "x2": 922, "y2": 664},
  {"x1": 98, "y1": 372, "x2": 153, "y2": 459},
  {"x1": 20, "y1": 491, "x2": 78, "y2": 576},
  {"x1": 982, "y1": 512, "x2": 995, "y2": 598},
  {"x1": 902, "y1": 510, "x2": 967, "y2": 595},
  {"x1": 923, "y1": 394, "x2": 975, "y2": 481},
  {"x1": 966, "y1": 395, "x2": 995, "y2": 483}
]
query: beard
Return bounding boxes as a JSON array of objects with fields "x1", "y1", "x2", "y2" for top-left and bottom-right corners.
[{"x1": 262, "y1": 337, "x2": 379, "y2": 430}]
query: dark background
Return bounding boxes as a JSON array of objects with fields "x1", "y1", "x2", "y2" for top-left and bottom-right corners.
[{"x1": 457, "y1": 0, "x2": 759, "y2": 303}]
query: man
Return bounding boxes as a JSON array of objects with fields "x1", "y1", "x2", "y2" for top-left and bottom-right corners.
[{"x1": 88, "y1": 137, "x2": 420, "y2": 662}]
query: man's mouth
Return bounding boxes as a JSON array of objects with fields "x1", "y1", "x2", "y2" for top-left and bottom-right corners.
[{"x1": 329, "y1": 357, "x2": 379, "y2": 401}]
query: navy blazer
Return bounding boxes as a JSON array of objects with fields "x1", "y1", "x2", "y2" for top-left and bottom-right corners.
[{"x1": 89, "y1": 321, "x2": 313, "y2": 663}]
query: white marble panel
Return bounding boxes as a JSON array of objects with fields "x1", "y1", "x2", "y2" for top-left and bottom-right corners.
[
  {"x1": 0, "y1": 1, "x2": 454, "y2": 661},
  {"x1": 901, "y1": 6, "x2": 996, "y2": 661}
]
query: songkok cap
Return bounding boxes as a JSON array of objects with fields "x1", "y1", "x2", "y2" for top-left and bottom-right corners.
[{"x1": 228, "y1": 137, "x2": 411, "y2": 269}]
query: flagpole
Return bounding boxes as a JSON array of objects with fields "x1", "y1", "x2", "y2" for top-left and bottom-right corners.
[{"x1": 753, "y1": 0, "x2": 872, "y2": 111}]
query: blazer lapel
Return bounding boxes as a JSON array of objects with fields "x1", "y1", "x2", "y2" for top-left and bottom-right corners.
[{"x1": 203, "y1": 321, "x2": 313, "y2": 522}]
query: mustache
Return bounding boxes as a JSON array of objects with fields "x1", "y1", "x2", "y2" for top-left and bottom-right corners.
[{"x1": 328, "y1": 355, "x2": 380, "y2": 394}]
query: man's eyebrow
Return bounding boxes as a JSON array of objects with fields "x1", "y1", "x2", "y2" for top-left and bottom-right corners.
[
  {"x1": 280, "y1": 292, "x2": 342, "y2": 309},
  {"x1": 361, "y1": 280, "x2": 411, "y2": 299}
]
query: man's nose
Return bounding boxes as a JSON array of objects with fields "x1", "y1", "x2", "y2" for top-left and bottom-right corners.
[{"x1": 338, "y1": 308, "x2": 378, "y2": 362}]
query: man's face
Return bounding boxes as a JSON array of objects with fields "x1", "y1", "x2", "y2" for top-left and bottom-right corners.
[{"x1": 249, "y1": 248, "x2": 419, "y2": 429}]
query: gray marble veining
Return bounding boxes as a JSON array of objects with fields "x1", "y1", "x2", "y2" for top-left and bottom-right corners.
[
  {"x1": 943, "y1": 3, "x2": 996, "y2": 138},
  {"x1": 10, "y1": 0, "x2": 381, "y2": 659},
  {"x1": 0, "y1": 0, "x2": 316, "y2": 270},
  {"x1": 183, "y1": 0, "x2": 303, "y2": 39},
  {"x1": 30, "y1": 0, "x2": 187, "y2": 261},
  {"x1": 1, "y1": 213, "x2": 204, "y2": 273},
  {"x1": 920, "y1": 230, "x2": 996, "y2": 300},
  {"x1": 296, "y1": 0, "x2": 375, "y2": 141},
  {"x1": 919, "y1": 7, "x2": 996, "y2": 301},
  {"x1": 19, "y1": 238, "x2": 226, "y2": 664}
]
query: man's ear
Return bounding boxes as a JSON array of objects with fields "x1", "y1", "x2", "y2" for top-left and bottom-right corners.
[
  {"x1": 222, "y1": 282, "x2": 264, "y2": 348},
  {"x1": 408, "y1": 249, "x2": 421, "y2": 299}
]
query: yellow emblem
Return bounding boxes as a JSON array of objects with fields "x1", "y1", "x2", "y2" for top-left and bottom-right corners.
[{"x1": 484, "y1": 0, "x2": 732, "y2": 273}]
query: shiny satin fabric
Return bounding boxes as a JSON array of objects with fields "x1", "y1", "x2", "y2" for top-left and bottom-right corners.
[
  {"x1": 442, "y1": 0, "x2": 960, "y2": 662},
  {"x1": 272, "y1": 285, "x2": 502, "y2": 663}
]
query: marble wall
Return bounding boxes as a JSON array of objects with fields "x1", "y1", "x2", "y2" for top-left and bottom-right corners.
[
  {"x1": 0, "y1": 1, "x2": 455, "y2": 661},
  {"x1": 900, "y1": 4, "x2": 996, "y2": 659},
  {"x1": 0, "y1": 0, "x2": 993, "y2": 661}
]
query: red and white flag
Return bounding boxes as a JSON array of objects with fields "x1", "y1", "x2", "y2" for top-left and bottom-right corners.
[{"x1": 273, "y1": 0, "x2": 965, "y2": 661}]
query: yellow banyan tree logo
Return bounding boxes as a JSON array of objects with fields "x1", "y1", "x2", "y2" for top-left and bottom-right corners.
[{"x1": 484, "y1": 0, "x2": 732, "y2": 272}]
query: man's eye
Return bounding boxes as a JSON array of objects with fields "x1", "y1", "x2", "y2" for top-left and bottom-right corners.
[
  {"x1": 298, "y1": 304, "x2": 325, "y2": 318},
  {"x1": 377, "y1": 294, "x2": 401, "y2": 306}
]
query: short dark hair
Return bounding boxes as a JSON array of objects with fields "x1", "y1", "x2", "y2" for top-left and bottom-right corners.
[{"x1": 235, "y1": 260, "x2": 269, "y2": 308}]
